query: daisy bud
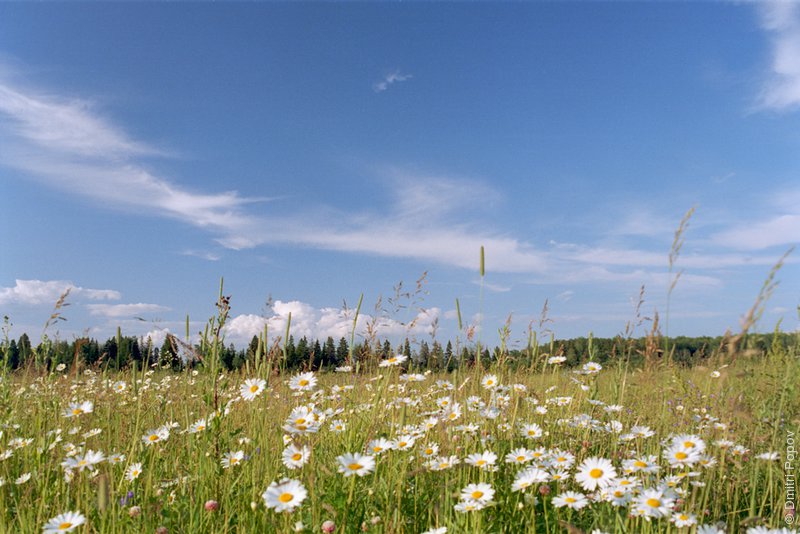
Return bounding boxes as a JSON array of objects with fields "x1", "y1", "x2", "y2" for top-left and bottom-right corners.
[
  {"x1": 294, "y1": 521, "x2": 305, "y2": 532},
  {"x1": 128, "y1": 506, "x2": 141, "y2": 518},
  {"x1": 156, "y1": 527, "x2": 168, "y2": 534},
  {"x1": 250, "y1": 501, "x2": 258, "y2": 511},
  {"x1": 204, "y1": 500, "x2": 219, "y2": 512},
  {"x1": 538, "y1": 484, "x2": 551, "y2": 496},
  {"x1": 370, "y1": 516, "x2": 381, "y2": 525},
  {"x1": 321, "y1": 520, "x2": 335, "y2": 533}
]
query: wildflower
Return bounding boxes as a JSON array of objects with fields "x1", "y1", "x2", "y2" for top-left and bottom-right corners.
[
  {"x1": 336, "y1": 453, "x2": 375, "y2": 477},
  {"x1": 421, "y1": 528, "x2": 447, "y2": 534},
  {"x1": 696, "y1": 525, "x2": 726, "y2": 534},
  {"x1": 582, "y1": 362, "x2": 602, "y2": 374},
  {"x1": 756, "y1": 451, "x2": 779, "y2": 461},
  {"x1": 428, "y1": 455, "x2": 460, "y2": 471},
  {"x1": 63, "y1": 450, "x2": 105, "y2": 472},
  {"x1": 512, "y1": 467, "x2": 549, "y2": 492},
  {"x1": 460, "y1": 483, "x2": 494, "y2": 504},
  {"x1": 16, "y1": 472, "x2": 31, "y2": 485},
  {"x1": 378, "y1": 354, "x2": 408, "y2": 367},
  {"x1": 623, "y1": 455, "x2": 660, "y2": 474},
  {"x1": 282, "y1": 444, "x2": 309, "y2": 470},
  {"x1": 321, "y1": 520, "x2": 336, "y2": 533},
  {"x1": 671, "y1": 512, "x2": 697, "y2": 528},
  {"x1": 112, "y1": 381, "x2": 127, "y2": 393},
  {"x1": 505, "y1": 448, "x2": 534, "y2": 465},
  {"x1": 240, "y1": 378, "x2": 267, "y2": 401},
  {"x1": 520, "y1": 423, "x2": 543, "y2": 439},
  {"x1": 549, "y1": 450, "x2": 576, "y2": 470},
  {"x1": 575, "y1": 456, "x2": 618, "y2": 492},
  {"x1": 43, "y1": 511, "x2": 86, "y2": 532},
  {"x1": 263, "y1": 478, "x2": 307, "y2": 512},
  {"x1": 547, "y1": 355, "x2": 566, "y2": 364},
  {"x1": 125, "y1": 462, "x2": 143, "y2": 481},
  {"x1": 142, "y1": 426, "x2": 170, "y2": 446},
  {"x1": 671, "y1": 434, "x2": 706, "y2": 453},
  {"x1": 454, "y1": 500, "x2": 487, "y2": 512},
  {"x1": 221, "y1": 451, "x2": 245, "y2": 469},
  {"x1": 481, "y1": 374, "x2": 499, "y2": 389},
  {"x1": 289, "y1": 372, "x2": 317, "y2": 392},
  {"x1": 632, "y1": 488, "x2": 674, "y2": 519},
  {"x1": 188, "y1": 419, "x2": 208, "y2": 434},
  {"x1": 63, "y1": 401, "x2": 93, "y2": 418},
  {"x1": 394, "y1": 434, "x2": 416, "y2": 451},
  {"x1": 368, "y1": 438, "x2": 394, "y2": 455},
  {"x1": 204, "y1": 500, "x2": 219, "y2": 512},
  {"x1": 664, "y1": 442, "x2": 701, "y2": 467},
  {"x1": 328, "y1": 419, "x2": 346, "y2": 433},
  {"x1": 552, "y1": 491, "x2": 589, "y2": 510},
  {"x1": 464, "y1": 450, "x2": 497, "y2": 469},
  {"x1": 108, "y1": 452, "x2": 125, "y2": 465},
  {"x1": 420, "y1": 443, "x2": 439, "y2": 458}
]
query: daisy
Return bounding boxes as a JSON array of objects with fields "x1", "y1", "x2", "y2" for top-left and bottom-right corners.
[
  {"x1": 696, "y1": 525, "x2": 726, "y2": 534},
  {"x1": 289, "y1": 372, "x2": 317, "y2": 392},
  {"x1": 336, "y1": 453, "x2": 375, "y2": 477},
  {"x1": 552, "y1": 491, "x2": 589, "y2": 510},
  {"x1": 282, "y1": 444, "x2": 309, "y2": 470},
  {"x1": 632, "y1": 488, "x2": 674, "y2": 519},
  {"x1": 671, "y1": 434, "x2": 706, "y2": 453},
  {"x1": 421, "y1": 528, "x2": 447, "y2": 534},
  {"x1": 262, "y1": 478, "x2": 307, "y2": 513},
  {"x1": 505, "y1": 447, "x2": 534, "y2": 465},
  {"x1": 142, "y1": 426, "x2": 170, "y2": 446},
  {"x1": 108, "y1": 452, "x2": 125, "y2": 465},
  {"x1": 671, "y1": 512, "x2": 697, "y2": 528},
  {"x1": 442, "y1": 403, "x2": 462, "y2": 422},
  {"x1": 547, "y1": 355, "x2": 567, "y2": 364},
  {"x1": 454, "y1": 500, "x2": 487, "y2": 513},
  {"x1": 664, "y1": 442, "x2": 701, "y2": 467},
  {"x1": 188, "y1": 418, "x2": 208, "y2": 434},
  {"x1": 420, "y1": 443, "x2": 439, "y2": 458},
  {"x1": 112, "y1": 381, "x2": 126, "y2": 393},
  {"x1": 15, "y1": 472, "x2": 31, "y2": 485},
  {"x1": 623, "y1": 455, "x2": 660, "y2": 474},
  {"x1": 43, "y1": 511, "x2": 86, "y2": 532},
  {"x1": 520, "y1": 423, "x2": 543, "y2": 439},
  {"x1": 575, "y1": 456, "x2": 617, "y2": 492},
  {"x1": 378, "y1": 354, "x2": 408, "y2": 368},
  {"x1": 63, "y1": 401, "x2": 93, "y2": 418},
  {"x1": 756, "y1": 451, "x2": 779, "y2": 461},
  {"x1": 394, "y1": 434, "x2": 416, "y2": 451},
  {"x1": 328, "y1": 420, "x2": 346, "y2": 433},
  {"x1": 549, "y1": 450, "x2": 576, "y2": 470},
  {"x1": 240, "y1": 378, "x2": 267, "y2": 401},
  {"x1": 511, "y1": 466, "x2": 549, "y2": 492},
  {"x1": 602, "y1": 485, "x2": 633, "y2": 507},
  {"x1": 125, "y1": 462, "x2": 143, "y2": 481},
  {"x1": 368, "y1": 438, "x2": 394, "y2": 455},
  {"x1": 460, "y1": 483, "x2": 494, "y2": 504},
  {"x1": 464, "y1": 450, "x2": 497, "y2": 469},
  {"x1": 221, "y1": 451, "x2": 245, "y2": 469},
  {"x1": 481, "y1": 374, "x2": 499, "y2": 389},
  {"x1": 428, "y1": 455, "x2": 460, "y2": 471}
]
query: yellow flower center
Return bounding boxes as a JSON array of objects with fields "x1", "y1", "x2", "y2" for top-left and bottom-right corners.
[
  {"x1": 557, "y1": 457, "x2": 566, "y2": 462},
  {"x1": 517, "y1": 456, "x2": 526, "y2": 462},
  {"x1": 589, "y1": 468, "x2": 603, "y2": 479},
  {"x1": 646, "y1": 498, "x2": 661, "y2": 508},
  {"x1": 148, "y1": 435, "x2": 159, "y2": 442},
  {"x1": 298, "y1": 379, "x2": 309, "y2": 387},
  {"x1": 476, "y1": 459, "x2": 486, "y2": 466},
  {"x1": 291, "y1": 453, "x2": 302, "y2": 461},
  {"x1": 249, "y1": 385, "x2": 259, "y2": 393},
  {"x1": 471, "y1": 491, "x2": 484, "y2": 499},
  {"x1": 486, "y1": 380, "x2": 494, "y2": 385},
  {"x1": 634, "y1": 460, "x2": 647, "y2": 468},
  {"x1": 278, "y1": 493, "x2": 293, "y2": 503},
  {"x1": 295, "y1": 418, "x2": 306, "y2": 425},
  {"x1": 58, "y1": 523, "x2": 73, "y2": 530},
  {"x1": 565, "y1": 497, "x2": 575, "y2": 503},
  {"x1": 683, "y1": 441, "x2": 695, "y2": 448},
  {"x1": 373, "y1": 447, "x2": 382, "y2": 452},
  {"x1": 675, "y1": 451, "x2": 688, "y2": 460},
  {"x1": 72, "y1": 409, "x2": 82, "y2": 415},
  {"x1": 425, "y1": 448, "x2": 434, "y2": 455},
  {"x1": 388, "y1": 357, "x2": 397, "y2": 363},
  {"x1": 348, "y1": 463, "x2": 363, "y2": 471},
  {"x1": 398, "y1": 442, "x2": 407, "y2": 448}
]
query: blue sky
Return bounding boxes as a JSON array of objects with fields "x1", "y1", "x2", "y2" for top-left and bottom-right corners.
[{"x1": 0, "y1": 2, "x2": 798, "y2": 350}]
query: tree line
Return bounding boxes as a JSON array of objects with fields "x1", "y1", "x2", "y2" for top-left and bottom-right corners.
[{"x1": 1, "y1": 329, "x2": 795, "y2": 374}]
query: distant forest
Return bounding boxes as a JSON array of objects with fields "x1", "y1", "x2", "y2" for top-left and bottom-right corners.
[{"x1": 1, "y1": 329, "x2": 796, "y2": 373}]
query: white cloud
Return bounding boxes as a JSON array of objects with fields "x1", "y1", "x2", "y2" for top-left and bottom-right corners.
[
  {"x1": 712, "y1": 214, "x2": 800, "y2": 250},
  {"x1": 756, "y1": 2, "x2": 800, "y2": 111},
  {"x1": 0, "y1": 279, "x2": 121, "y2": 306},
  {"x1": 86, "y1": 303, "x2": 170, "y2": 318},
  {"x1": 373, "y1": 70, "x2": 412, "y2": 92},
  {"x1": 224, "y1": 300, "x2": 441, "y2": 346}
]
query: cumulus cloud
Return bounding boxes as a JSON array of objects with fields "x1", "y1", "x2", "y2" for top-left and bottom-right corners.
[
  {"x1": 0, "y1": 279, "x2": 121, "y2": 306},
  {"x1": 224, "y1": 300, "x2": 441, "y2": 346}
]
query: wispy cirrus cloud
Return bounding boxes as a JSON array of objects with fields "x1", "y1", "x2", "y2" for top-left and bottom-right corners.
[
  {"x1": 373, "y1": 70, "x2": 413, "y2": 93},
  {"x1": 0, "y1": 279, "x2": 120, "y2": 306},
  {"x1": 86, "y1": 303, "x2": 170, "y2": 318},
  {"x1": 0, "y1": 74, "x2": 264, "y2": 238},
  {"x1": 755, "y1": 1, "x2": 800, "y2": 111}
]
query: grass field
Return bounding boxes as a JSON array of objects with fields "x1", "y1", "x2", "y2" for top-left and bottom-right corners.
[{"x1": 0, "y1": 327, "x2": 797, "y2": 533}]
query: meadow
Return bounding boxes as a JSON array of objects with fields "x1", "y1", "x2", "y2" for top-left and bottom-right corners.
[{"x1": 0, "y1": 308, "x2": 797, "y2": 533}]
